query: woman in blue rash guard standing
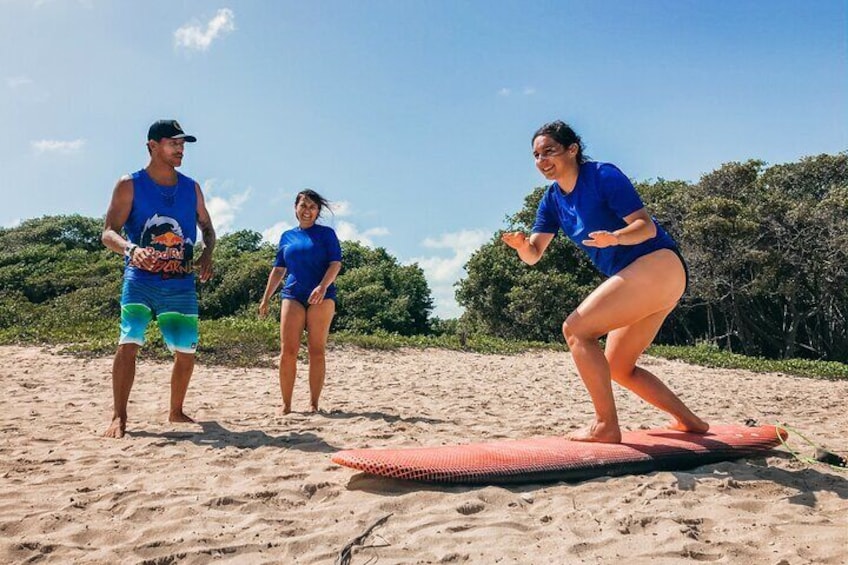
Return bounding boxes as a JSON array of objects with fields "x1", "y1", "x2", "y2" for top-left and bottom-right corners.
[
  {"x1": 259, "y1": 189, "x2": 342, "y2": 414},
  {"x1": 502, "y1": 121, "x2": 709, "y2": 443}
]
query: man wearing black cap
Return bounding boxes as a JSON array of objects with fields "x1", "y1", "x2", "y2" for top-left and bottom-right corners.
[{"x1": 100, "y1": 119, "x2": 216, "y2": 438}]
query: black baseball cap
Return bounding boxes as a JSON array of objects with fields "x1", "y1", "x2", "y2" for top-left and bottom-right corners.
[{"x1": 147, "y1": 119, "x2": 197, "y2": 143}]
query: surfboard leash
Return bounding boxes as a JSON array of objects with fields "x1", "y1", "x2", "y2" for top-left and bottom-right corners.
[{"x1": 772, "y1": 422, "x2": 848, "y2": 472}]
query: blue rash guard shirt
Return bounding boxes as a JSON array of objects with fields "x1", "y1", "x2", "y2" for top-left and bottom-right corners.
[
  {"x1": 532, "y1": 161, "x2": 678, "y2": 277},
  {"x1": 123, "y1": 169, "x2": 197, "y2": 290},
  {"x1": 274, "y1": 224, "x2": 342, "y2": 303}
]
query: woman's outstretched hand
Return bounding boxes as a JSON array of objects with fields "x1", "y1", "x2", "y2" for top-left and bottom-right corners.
[
  {"x1": 501, "y1": 231, "x2": 528, "y2": 250},
  {"x1": 582, "y1": 230, "x2": 620, "y2": 248}
]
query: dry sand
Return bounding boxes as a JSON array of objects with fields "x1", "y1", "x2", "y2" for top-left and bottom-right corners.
[{"x1": 1, "y1": 344, "x2": 846, "y2": 564}]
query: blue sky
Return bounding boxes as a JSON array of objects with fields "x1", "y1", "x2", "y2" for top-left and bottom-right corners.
[{"x1": 2, "y1": 1, "x2": 846, "y2": 318}]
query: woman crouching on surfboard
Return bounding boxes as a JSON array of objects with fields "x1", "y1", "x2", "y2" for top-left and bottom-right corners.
[{"x1": 502, "y1": 121, "x2": 709, "y2": 443}]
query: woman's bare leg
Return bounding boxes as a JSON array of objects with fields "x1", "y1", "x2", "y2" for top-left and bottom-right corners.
[
  {"x1": 305, "y1": 299, "x2": 335, "y2": 412},
  {"x1": 563, "y1": 249, "x2": 688, "y2": 443},
  {"x1": 279, "y1": 300, "x2": 306, "y2": 414},
  {"x1": 606, "y1": 307, "x2": 709, "y2": 433}
]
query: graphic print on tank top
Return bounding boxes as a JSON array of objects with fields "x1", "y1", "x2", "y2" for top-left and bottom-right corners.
[{"x1": 139, "y1": 214, "x2": 195, "y2": 278}]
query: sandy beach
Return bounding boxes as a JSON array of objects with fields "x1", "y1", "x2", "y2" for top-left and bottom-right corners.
[{"x1": 1, "y1": 344, "x2": 846, "y2": 564}]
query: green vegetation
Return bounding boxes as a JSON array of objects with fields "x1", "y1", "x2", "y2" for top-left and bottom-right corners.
[
  {"x1": 3, "y1": 309, "x2": 845, "y2": 380},
  {"x1": 1, "y1": 152, "x2": 846, "y2": 380},
  {"x1": 648, "y1": 344, "x2": 848, "y2": 381}
]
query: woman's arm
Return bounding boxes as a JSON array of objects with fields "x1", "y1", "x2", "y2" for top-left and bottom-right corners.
[
  {"x1": 583, "y1": 207, "x2": 657, "y2": 248},
  {"x1": 258, "y1": 266, "x2": 286, "y2": 317},
  {"x1": 501, "y1": 232, "x2": 555, "y2": 266},
  {"x1": 308, "y1": 261, "x2": 342, "y2": 304}
]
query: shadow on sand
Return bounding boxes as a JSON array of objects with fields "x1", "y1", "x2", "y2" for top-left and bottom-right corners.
[
  {"x1": 320, "y1": 408, "x2": 448, "y2": 426},
  {"x1": 128, "y1": 420, "x2": 339, "y2": 452}
]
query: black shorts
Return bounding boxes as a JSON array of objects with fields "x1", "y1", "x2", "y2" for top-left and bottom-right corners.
[{"x1": 669, "y1": 247, "x2": 690, "y2": 296}]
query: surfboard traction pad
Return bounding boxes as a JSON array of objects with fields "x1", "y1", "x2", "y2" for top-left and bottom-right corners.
[{"x1": 331, "y1": 425, "x2": 787, "y2": 484}]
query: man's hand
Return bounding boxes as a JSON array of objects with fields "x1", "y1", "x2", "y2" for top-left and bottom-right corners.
[
  {"x1": 196, "y1": 251, "x2": 214, "y2": 282},
  {"x1": 130, "y1": 246, "x2": 158, "y2": 270}
]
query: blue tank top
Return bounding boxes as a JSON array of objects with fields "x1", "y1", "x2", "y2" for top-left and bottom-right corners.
[{"x1": 124, "y1": 169, "x2": 197, "y2": 288}]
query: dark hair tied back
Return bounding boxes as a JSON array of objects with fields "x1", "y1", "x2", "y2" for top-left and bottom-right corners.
[{"x1": 532, "y1": 120, "x2": 587, "y2": 163}]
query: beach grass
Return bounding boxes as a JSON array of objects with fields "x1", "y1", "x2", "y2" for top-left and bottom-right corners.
[{"x1": 0, "y1": 313, "x2": 845, "y2": 380}]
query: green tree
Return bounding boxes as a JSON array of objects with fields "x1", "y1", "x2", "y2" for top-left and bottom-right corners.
[
  {"x1": 644, "y1": 155, "x2": 848, "y2": 361},
  {"x1": 0, "y1": 214, "x2": 103, "y2": 253},
  {"x1": 334, "y1": 241, "x2": 433, "y2": 335},
  {"x1": 753, "y1": 154, "x2": 848, "y2": 359},
  {"x1": 0, "y1": 215, "x2": 122, "y2": 339},
  {"x1": 456, "y1": 187, "x2": 599, "y2": 341},
  {"x1": 197, "y1": 230, "x2": 276, "y2": 318},
  {"x1": 0, "y1": 215, "x2": 120, "y2": 304}
]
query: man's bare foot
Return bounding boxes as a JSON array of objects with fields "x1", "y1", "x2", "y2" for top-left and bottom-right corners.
[
  {"x1": 103, "y1": 417, "x2": 126, "y2": 439},
  {"x1": 169, "y1": 411, "x2": 195, "y2": 423},
  {"x1": 567, "y1": 421, "x2": 622, "y2": 443},
  {"x1": 669, "y1": 417, "x2": 710, "y2": 434}
]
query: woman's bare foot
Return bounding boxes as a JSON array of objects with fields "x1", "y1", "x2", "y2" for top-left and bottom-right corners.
[
  {"x1": 310, "y1": 403, "x2": 319, "y2": 413},
  {"x1": 103, "y1": 417, "x2": 126, "y2": 439},
  {"x1": 567, "y1": 421, "x2": 622, "y2": 443},
  {"x1": 276, "y1": 405, "x2": 292, "y2": 416},
  {"x1": 168, "y1": 411, "x2": 195, "y2": 423},
  {"x1": 669, "y1": 416, "x2": 710, "y2": 434}
]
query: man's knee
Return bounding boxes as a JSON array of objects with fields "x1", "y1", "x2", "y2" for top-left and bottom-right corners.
[
  {"x1": 174, "y1": 351, "x2": 195, "y2": 365},
  {"x1": 117, "y1": 343, "x2": 140, "y2": 358}
]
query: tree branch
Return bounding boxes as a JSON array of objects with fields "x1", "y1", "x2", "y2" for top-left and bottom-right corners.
[{"x1": 335, "y1": 513, "x2": 393, "y2": 565}]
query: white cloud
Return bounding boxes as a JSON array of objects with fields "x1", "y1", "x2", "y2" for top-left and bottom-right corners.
[
  {"x1": 335, "y1": 221, "x2": 389, "y2": 247},
  {"x1": 261, "y1": 221, "x2": 293, "y2": 245},
  {"x1": 175, "y1": 8, "x2": 235, "y2": 51},
  {"x1": 329, "y1": 200, "x2": 352, "y2": 217},
  {"x1": 409, "y1": 229, "x2": 489, "y2": 319},
  {"x1": 422, "y1": 229, "x2": 489, "y2": 253},
  {"x1": 31, "y1": 139, "x2": 85, "y2": 154},
  {"x1": 203, "y1": 181, "x2": 251, "y2": 234},
  {"x1": 6, "y1": 76, "x2": 32, "y2": 88},
  {"x1": 3, "y1": 218, "x2": 21, "y2": 229},
  {"x1": 500, "y1": 86, "x2": 536, "y2": 97},
  {"x1": 428, "y1": 284, "x2": 464, "y2": 319}
]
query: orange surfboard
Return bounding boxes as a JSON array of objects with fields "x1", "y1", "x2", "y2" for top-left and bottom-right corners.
[{"x1": 332, "y1": 425, "x2": 787, "y2": 484}]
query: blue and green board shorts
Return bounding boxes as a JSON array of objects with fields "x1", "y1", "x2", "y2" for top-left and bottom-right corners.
[{"x1": 119, "y1": 279, "x2": 199, "y2": 354}]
